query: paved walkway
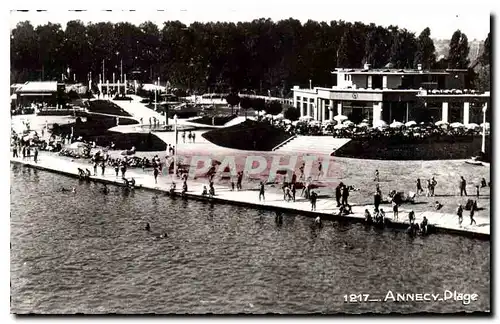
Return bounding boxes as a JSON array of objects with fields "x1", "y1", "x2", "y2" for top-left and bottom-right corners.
[
  {"x1": 110, "y1": 95, "x2": 166, "y2": 123},
  {"x1": 11, "y1": 152, "x2": 490, "y2": 238}
]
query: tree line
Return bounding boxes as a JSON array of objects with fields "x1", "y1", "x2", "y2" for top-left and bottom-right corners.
[{"x1": 10, "y1": 19, "x2": 489, "y2": 94}]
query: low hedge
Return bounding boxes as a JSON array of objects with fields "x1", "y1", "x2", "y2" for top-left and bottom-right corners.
[
  {"x1": 189, "y1": 115, "x2": 237, "y2": 126},
  {"x1": 202, "y1": 120, "x2": 293, "y2": 151},
  {"x1": 87, "y1": 100, "x2": 132, "y2": 117},
  {"x1": 334, "y1": 135, "x2": 492, "y2": 161}
]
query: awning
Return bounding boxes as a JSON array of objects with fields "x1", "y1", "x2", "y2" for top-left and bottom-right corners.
[{"x1": 19, "y1": 93, "x2": 54, "y2": 97}]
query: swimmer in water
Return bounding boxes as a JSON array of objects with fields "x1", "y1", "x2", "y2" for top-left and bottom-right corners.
[
  {"x1": 314, "y1": 216, "x2": 322, "y2": 226},
  {"x1": 154, "y1": 232, "x2": 168, "y2": 240},
  {"x1": 101, "y1": 184, "x2": 110, "y2": 194},
  {"x1": 72, "y1": 187, "x2": 76, "y2": 193},
  {"x1": 343, "y1": 242, "x2": 353, "y2": 250},
  {"x1": 275, "y1": 211, "x2": 283, "y2": 224},
  {"x1": 145, "y1": 223, "x2": 151, "y2": 231}
]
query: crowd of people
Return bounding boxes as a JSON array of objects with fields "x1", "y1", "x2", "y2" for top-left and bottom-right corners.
[
  {"x1": 260, "y1": 116, "x2": 488, "y2": 140},
  {"x1": 181, "y1": 130, "x2": 197, "y2": 143}
]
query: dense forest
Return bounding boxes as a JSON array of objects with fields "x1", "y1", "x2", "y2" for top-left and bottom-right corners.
[{"x1": 10, "y1": 19, "x2": 491, "y2": 94}]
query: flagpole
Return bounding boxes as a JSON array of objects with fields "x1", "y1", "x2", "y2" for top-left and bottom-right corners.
[
  {"x1": 174, "y1": 114, "x2": 178, "y2": 179},
  {"x1": 482, "y1": 104, "x2": 487, "y2": 153}
]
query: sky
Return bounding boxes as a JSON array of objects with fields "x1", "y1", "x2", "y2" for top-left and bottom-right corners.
[{"x1": 9, "y1": 0, "x2": 493, "y2": 40}]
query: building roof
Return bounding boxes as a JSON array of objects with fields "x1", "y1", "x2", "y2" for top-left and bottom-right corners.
[
  {"x1": 331, "y1": 68, "x2": 466, "y2": 75},
  {"x1": 16, "y1": 81, "x2": 59, "y2": 93}
]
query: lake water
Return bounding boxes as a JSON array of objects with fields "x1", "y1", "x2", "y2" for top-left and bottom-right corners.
[{"x1": 10, "y1": 164, "x2": 490, "y2": 314}]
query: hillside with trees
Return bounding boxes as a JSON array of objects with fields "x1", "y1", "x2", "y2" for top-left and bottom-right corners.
[{"x1": 10, "y1": 19, "x2": 489, "y2": 94}]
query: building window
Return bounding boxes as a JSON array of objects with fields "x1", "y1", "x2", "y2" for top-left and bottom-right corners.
[
  {"x1": 296, "y1": 96, "x2": 301, "y2": 102},
  {"x1": 303, "y1": 102, "x2": 307, "y2": 115},
  {"x1": 309, "y1": 98, "x2": 314, "y2": 103}
]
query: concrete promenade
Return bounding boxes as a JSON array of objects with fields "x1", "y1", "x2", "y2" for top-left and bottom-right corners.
[{"x1": 11, "y1": 152, "x2": 489, "y2": 240}]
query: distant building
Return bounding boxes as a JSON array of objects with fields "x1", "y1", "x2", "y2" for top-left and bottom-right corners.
[
  {"x1": 292, "y1": 64, "x2": 490, "y2": 125},
  {"x1": 14, "y1": 81, "x2": 65, "y2": 108}
]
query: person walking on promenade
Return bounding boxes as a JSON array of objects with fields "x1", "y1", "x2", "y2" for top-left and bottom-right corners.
[
  {"x1": 231, "y1": 177, "x2": 235, "y2": 191},
  {"x1": 392, "y1": 200, "x2": 399, "y2": 220},
  {"x1": 291, "y1": 183, "x2": 296, "y2": 202},
  {"x1": 149, "y1": 117, "x2": 152, "y2": 127},
  {"x1": 310, "y1": 191, "x2": 318, "y2": 211},
  {"x1": 421, "y1": 216, "x2": 428, "y2": 234},
  {"x1": 93, "y1": 160, "x2": 98, "y2": 176},
  {"x1": 374, "y1": 190, "x2": 381, "y2": 212},
  {"x1": 192, "y1": 132, "x2": 196, "y2": 143},
  {"x1": 33, "y1": 146, "x2": 38, "y2": 163},
  {"x1": 282, "y1": 182, "x2": 288, "y2": 200},
  {"x1": 21, "y1": 145, "x2": 26, "y2": 160},
  {"x1": 26, "y1": 146, "x2": 31, "y2": 160},
  {"x1": 182, "y1": 180, "x2": 188, "y2": 195},
  {"x1": 302, "y1": 177, "x2": 311, "y2": 199},
  {"x1": 431, "y1": 177, "x2": 437, "y2": 196},
  {"x1": 460, "y1": 176, "x2": 467, "y2": 196},
  {"x1": 153, "y1": 167, "x2": 159, "y2": 184},
  {"x1": 188, "y1": 132, "x2": 192, "y2": 143},
  {"x1": 408, "y1": 210, "x2": 415, "y2": 224},
  {"x1": 457, "y1": 204, "x2": 464, "y2": 225},
  {"x1": 101, "y1": 161, "x2": 106, "y2": 176},
  {"x1": 182, "y1": 131, "x2": 186, "y2": 143},
  {"x1": 416, "y1": 178, "x2": 423, "y2": 195},
  {"x1": 470, "y1": 202, "x2": 477, "y2": 225},
  {"x1": 114, "y1": 161, "x2": 119, "y2": 177},
  {"x1": 299, "y1": 162, "x2": 305, "y2": 181},
  {"x1": 237, "y1": 172, "x2": 243, "y2": 191},
  {"x1": 374, "y1": 169, "x2": 379, "y2": 182},
  {"x1": 341, "y1": 185, "x2": 349, "y2": 206},
  {"x1": 209, "y1": 182, "x2": 215, "y2": 197},
  {"x1": 317, "y1": 161, "x2": 323, "y2": 180},
  {"x1": 281, "y1": 177, "x2": 288, "y2": 199},
  {"x1": 481, "y1": 178, "x2": 487, "y2": 188},
  {"x1": 12, "y1": 144, "x2": 18, "y2": 158},
  {"x1": 335, "y1": 183, "x2": 343, "y2": 207},
  {"x1": 284, "y1": 185, "x2": 292, "y2": 202},
  {"x1": 475, "y1": 185, "x2": 480, "y2": 198},
  {"x1": 121, "y1": 162, "x2": 127, "y2": 178},
  {"x1": 426, "y1": 179, "x2": 432, "y2": 197},
  {"x1": 259, "y1": 181, "x2": 265, "y2": 201},
  {"x1": 291, "y1": 172, "x2": 297, "y2": 185}
]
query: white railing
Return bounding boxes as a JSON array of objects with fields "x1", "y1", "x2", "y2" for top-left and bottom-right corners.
[{"x1": 272, "y1": 135, "x2": 297, "y2": 151}]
